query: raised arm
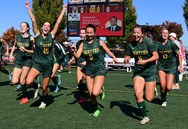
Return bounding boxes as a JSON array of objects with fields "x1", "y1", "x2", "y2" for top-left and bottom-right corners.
[
  {"x1": 71, "y1": 43, "x2": 83, "y2": 59},
  {"x1": 0, "y1": 38, "x2": 9, "y2": 57},
  {"x1": 100, "y1": 40, "x2": 117, "y2": 62},
  {"x1": 51, "y1": 4, "x2": 67, "y2": 37},
  {"x1": 25, "y1": 1, "x2": 40, "y2": 36}
]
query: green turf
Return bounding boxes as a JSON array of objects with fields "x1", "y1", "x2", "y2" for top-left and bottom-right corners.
[{"x1": 0, "y1": 65, "x2": 188, "y2": 129}]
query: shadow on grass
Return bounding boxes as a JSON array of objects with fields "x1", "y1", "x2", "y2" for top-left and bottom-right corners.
[
  {"x1": 151, "y1": 97, "x2": 162, "y2": 105},
  {"x1": 48, "y1": 85, "x2": 68, "y2": 92},
  {"x1": 110, "y1": 101, "x2": 142, "y2": 120},
  {"x1": 30, "y1": 93, "x2": 63, "y2": 108},
  {"x1": 0, "y1": 81, "x2": 10, "y2": 87},
  {"x1": 124, "y1": 84, "x2": 133, "y2": 89}
]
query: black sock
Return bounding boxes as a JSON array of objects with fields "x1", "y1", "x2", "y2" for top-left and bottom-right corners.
[
  {"x1": 21, "y1": 84, "x2": 27, "y2": 98},
  {"x1": 78, "y1": 83, "x2": 85, "y2": 98}
]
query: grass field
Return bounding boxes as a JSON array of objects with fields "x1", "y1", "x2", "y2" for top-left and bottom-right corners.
[{"x1": 0, "y1": 65, "x2": 188, "y2": 129}]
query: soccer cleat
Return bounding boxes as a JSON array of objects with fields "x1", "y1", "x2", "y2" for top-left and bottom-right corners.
[
  {"x1": 15, "y1": 84, "x2": 22, "y2": 91},
  {"x1": 20, "y1": 97, "x2": 29, "y2": 104},
  {"x1": 161, "y1": 102, "x2": 167, "y2": 107},
  {"x1": 78, "y1": 98, "x2": 86, "y2": 104},
  {"x1": 92, "y1": 109, "x2": 100, "y2": 117},
  {"x1": 33, "y1": 88, "x2": 39, "y2": 98},
  {"x1": 139, "y1": 117, "x2": 150, "y2": 125},
  {"x1": 54, "y1": 85, "x2": 59, "y2": 92},
  {"x1": 100, "y1": 86, "x2": 105, "y2": 100},
  {"x1": 57, "y1": 74, "x2": 61, "y2": 85},
  {"x1": 39, "y1": 102, "x2": 47, "y2": 109}
]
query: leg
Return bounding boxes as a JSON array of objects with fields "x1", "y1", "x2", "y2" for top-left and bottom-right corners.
[
  {"x1": 19, "y1": 66, "x2": 31, "y2": 104},
  {"x1": 11, "y1": 67, "x2": 22, "y2": 85},
  {"x1": 133, "y1": 76, "x2": 149, "y2": 124},
  {"x1": 158, "y1": 70, "x2": 168, "y2": 107},
  {"x1": 145, "y1": 81, "x2": 156, "y2": 102},
  {"x1": 51, "y1": 63, "x2": 60, "y2": 92},
  {"x1": 26, "y1": 68, "x2": 40, "y2": 87},
  {"x1": 39, "y1": 77, "x2": 50, "y2": 109},
  {"x1": 77, "y1": 67, "x2": 86, "y2": 103},
  {"x1": 92, "y1": 76, "x2": 105, "y2": 117}
]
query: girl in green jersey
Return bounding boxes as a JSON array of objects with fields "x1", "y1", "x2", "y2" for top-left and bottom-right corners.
[
  {"x1": 72, "y1": 24, "x2": 117, "y2": 117},
  {"x1": 156, "y1": 28, "x2": 183, "y2": 107},
  {"x1": 125, "y1": 25, "x2": 159, "y2": 125},
  {"x1": 25, "y1": 1, "x2": 66, "y2": 108},
  {"x1": 9, "y1": 22, "x2": 34, "y2": 105}
]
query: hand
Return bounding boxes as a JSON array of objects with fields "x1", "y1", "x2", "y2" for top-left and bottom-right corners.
[
  {"x1": 179, "y1": 66, "x2": 184, "y2": 73},
  {"x1": 80, "y1": 61, "x2": 86, "y2": 66},
  {"x1": 5, "y1": 52, "x2": 9, "y2": 57},
  {"x1": 19, "y1": 46, "x2": 25, "y2": 52},
  {"x1": 25, "y1": 1, "x2": 30, "y2": 9},
  {"x1": 62, "y1": 4, "x2": 67, "y2": 11},
  {"x1": 137, "y1": 60, "x2": 147, "y2": 65},
  {"x1": 9, "y1": 55, "x2": 15, "y2": 63},
  {"x1": 70, "y1": 44, "x2": 77, "y2": 52},
  {"x1": 124, "y1": 58, "x2": 130, "y2": 64},
  {"x1": 113, "y1": 57, "x2": 118, "y2": 63}
]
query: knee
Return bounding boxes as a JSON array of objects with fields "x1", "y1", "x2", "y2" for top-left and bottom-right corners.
[
  {"x1": 135, "y1": 93, "x2": 143, "y2": 102},
  {"x1": 12, "y1": 80, "x2": 19, "y2": 85},
  {"x1": 26, "y1": 78, "x2": 33, "y2": 86},
  {"x1": 19, "y1": 79, "x2": 26, "y2": 86},
  {"x1": 145, "y1": 96, "x2": 154, "y2": 102},
  {"x1": 92, "y1": 90, "x2": 100, "y2": 97}
]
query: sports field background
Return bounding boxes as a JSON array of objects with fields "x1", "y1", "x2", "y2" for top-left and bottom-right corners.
[{"x1": 0, "y1": 65, "x2": 188, "y2": 129}]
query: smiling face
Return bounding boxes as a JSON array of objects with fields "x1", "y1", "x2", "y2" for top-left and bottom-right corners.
[
  {"x1": 20, "y1": 22, "x2": 29, "y2": 34},
  {"x1": 161, "y1": 29, "x2": 169, "y2": 40},
  {"x1": 80, "y1": 29, "x2": 86, "y2": 40},
  {"x1": 41, "y1": 22, "x2": 51, "y2": 35},
  {"x1": 86, "y1": 27, "x2": 95, "y2": 41},
  {"x1": 133, "y1": 27, "x2": 143, "y2": 43}
]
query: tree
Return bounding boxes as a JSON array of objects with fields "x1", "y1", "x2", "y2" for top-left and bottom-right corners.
[
  {"x1": 183, "y1": 0, "x2": 188, "y2": 30},
  {"x1": 141, "y1": 21, "x2": 183, "y2": 41},
  {"x1": 32, "y1": 0, "x2": 67, "y2": 40},
  {"x1": 106, "y1": 0, "x2": 137, "y2": 48},
  {"x1": 2, "y1": 27, "x2": 19, "y2": 46}
]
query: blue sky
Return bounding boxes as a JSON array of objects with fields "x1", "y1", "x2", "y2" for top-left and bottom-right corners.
[{"x1": 0, "y1": 0, "x2": 188, "y2": 46}]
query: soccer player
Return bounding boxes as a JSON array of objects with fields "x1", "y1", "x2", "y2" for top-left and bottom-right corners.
[
  {"x1": 0, "y1": 37, "x2": 10, "y2": 79},
  {"x1": 9, "y1": 22, "x2": 34, "y2": 104},
  {"x1": 156, "y1": 28, "x2": 183, "y2": 107},
  {"x1": 72, "y1": 24, "x2": 117, "y2": 117},
  {"x1": 124, "y1": 25, "x2": 159, "y2": 124},
  {"x1": 75, "y1": 28, "x2": 87, "y2": 104},
  {"x1": 25, "y1": 2, "x2": 66, "y2": 108},
  {"x1": 51, "y1": 40, "x2": 66, "y2": 92}
]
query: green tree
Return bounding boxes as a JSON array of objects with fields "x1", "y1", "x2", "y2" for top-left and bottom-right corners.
[
  {"x1": 183, "y1": 0, "x2": 188, "y2": 30},
  {"x1": 32, "y1": 0, "x2": 67, "y2": 40},
  {"x1": 106, "y1": 0, "x2": 137, "y2": 48},
  {"x1": 141, "y1": 21, "x2": 183, "y2": 41}
]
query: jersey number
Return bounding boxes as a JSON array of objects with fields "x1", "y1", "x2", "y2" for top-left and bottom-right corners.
[
  {"x1": 138, "y1": 56, "x2": 142, "y2": 61},
  {"x1": 43, "y1": 48, "x2": 49, "y2": 54},
  {"x1": 162, "y1": 54, "x2": 168, "y2": 59}
]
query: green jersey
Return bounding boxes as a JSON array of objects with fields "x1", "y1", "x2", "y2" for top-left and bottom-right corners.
[
  {"x1": 156, "y1": 40, "x2": 179, "y2": 72},
  {"x1": 76, "y1": 40, "x2": 85, "y2": 68},
  {"x1": 83, "y1": 37, "x2": 106, "y2": 76},
  {"x1": 34, "y1": 33, "x2": 54, "y2": 63},
  {"x1": 15, "y1": 34, "x2": 33, "y2": 63},
  {"x1": 125, "y1": 38, "x2": 157, "y2": 76}
]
